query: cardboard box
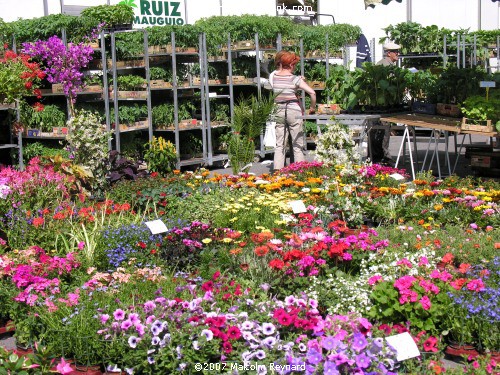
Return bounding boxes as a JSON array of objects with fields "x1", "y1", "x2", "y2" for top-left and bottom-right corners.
[{"x1": 471, "y1": 155, "x2": 491, "y2": 168}]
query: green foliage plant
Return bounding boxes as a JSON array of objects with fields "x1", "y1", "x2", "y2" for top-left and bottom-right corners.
[
  {"x1": 228, "y1": 94, "x2": 276, "y2": 173},
  {"x1": 22, "y1": 142, "x2": 70, "y2": 165},
  {"x1": 111, "y1": 104, "x2": 148, "y2": 125},
  {"x1": 435, "y1": 66, "x2": 487, "y2": 104},
  {"x1": 460, "y1": 91, "x2": 500, "y2": 126},
  {"x1": 152, "y1": 104, "x2": 175, "y2": 128},
  {"x1": 324, "y1": 64, "x2": 355, "y2": 107},
  {"x1": 81, "y1": 4, "x2": 134, "y2": 28},
  {"x1": 149, "y1": 66, "x2": 171, "y2": 81},
  {"x1": 347, "y1": 64, "x2": 410, "y2": 109},
  {"x1": 114, "y1": 75, "x2": 146, "y2": 91},
  {"x1": 406, "y1": 69, "x2": 439, "y2": 103},
  {"x1": 32, "y1": 104, "x2": 67, "y2": 132}
]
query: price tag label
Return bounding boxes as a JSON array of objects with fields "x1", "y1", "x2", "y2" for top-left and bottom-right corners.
[
  {"x1": 289, "y1": 200, "x2": 307, "y2": 214},
  {"x1": 145, "y1": 219, "x2": 168, "y2": 235},
  {"x1": 480, "y1": 81, "x2": 496, "y2": 88},
  {"x1": 385, "y1": 332, "x2": 421, "y2": 361}
]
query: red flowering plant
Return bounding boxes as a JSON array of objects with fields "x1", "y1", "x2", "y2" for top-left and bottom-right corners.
[
  {"x1": 0, "y1": 47, "x2": 45, "y2": 103},
  {"x1": 264, "y1": 219, "x2": 388, "y2": 295}
]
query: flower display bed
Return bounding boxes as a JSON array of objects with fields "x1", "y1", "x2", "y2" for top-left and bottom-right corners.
[{"x1": 0, "y1": 159, "x2": 498, "y2": 374}]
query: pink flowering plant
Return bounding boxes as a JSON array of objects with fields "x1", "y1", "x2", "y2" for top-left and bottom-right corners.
[
  {"x1": 367, "y1": 262, "x2": 457, "y2": 336},
  {"x1": 0, "y1": 246, "x2": 81, "y2": 346}
]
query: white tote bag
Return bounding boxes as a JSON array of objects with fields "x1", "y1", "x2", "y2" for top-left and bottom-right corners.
[{"x1": 263, "y1": 121, "x2": 276, "y2": 148}]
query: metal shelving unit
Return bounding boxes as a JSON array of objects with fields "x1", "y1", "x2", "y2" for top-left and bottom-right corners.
[
  {"x1": 0, "y1": 102, "x2": 23, "y2": 169},
  {"x1": 108, "y1": 29, "x2": 153, "y2": 154}
]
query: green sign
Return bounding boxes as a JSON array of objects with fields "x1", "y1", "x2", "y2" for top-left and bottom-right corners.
[{"x1": 118, "y1": 0, "x2": 186, "y2": 26}]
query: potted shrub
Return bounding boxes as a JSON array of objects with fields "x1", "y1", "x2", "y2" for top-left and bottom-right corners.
[
  {"x1": 460, "y1": 92, "x2": 500, "y2": 132},
  {"x1": 152, "y1": 103, "x2": 175, "y2": 129},
  {"x1": 407, "y1": 70, "x2": 438, "y2": 114},
  {"x1": 81, "y1": 4, "x2": 134, "y2": 31},
  {"x1": 34, "y1": 104, "x2": 67, "y2": 135},
  {"x1": 227, "y1": 94, "x2": 275, "y2": 173}
]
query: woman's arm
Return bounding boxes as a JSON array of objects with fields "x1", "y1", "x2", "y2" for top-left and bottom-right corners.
[{"x1": 298, "y1": 79, "x2": 316, "y2": 114}]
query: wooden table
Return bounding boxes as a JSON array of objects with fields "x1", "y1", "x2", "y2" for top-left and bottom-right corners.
[{"x1": 380, "y1": 113, "x2": 497, "y2": 179}]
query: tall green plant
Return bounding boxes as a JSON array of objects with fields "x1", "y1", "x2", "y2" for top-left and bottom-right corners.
[
  {"x1": 347, "y1": 64, "x2": 410, "y2": 109},
  {"x1": 65, "y1": 109, "x2": 112, "y2": 196},
  {"x1": 228, "y1": 94, "x2": 275, "y2": 173}
]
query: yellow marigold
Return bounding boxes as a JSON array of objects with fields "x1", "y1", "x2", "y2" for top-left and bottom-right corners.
[
  {"x1": 442, "y1": 198, "x2": 452, "y2": 203},
  {"x1": 202, "y1": 238, "x2": 212, "y2": 244},
  {"x1": 223, "y1": 238, "x2": 233, "y2": 243},
  {"x1": 433, "y1": 204, "x2": 443, "y2": 211}
]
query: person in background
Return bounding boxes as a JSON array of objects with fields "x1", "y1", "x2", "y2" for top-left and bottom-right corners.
[
  {"x1": 271, "y1": 51, "x2": 316, "y2": 171},
  {"x1": 356, "y1": 33, "x2": 372, "y2": 68},
  {"x1": 377, "y1": 41, "x2": 401, "y2": 66},
  {"x1": 372, "y1": 41, "x2": 401, "y2": 164}
]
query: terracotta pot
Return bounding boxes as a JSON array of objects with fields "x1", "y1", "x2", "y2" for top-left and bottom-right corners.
[
  {"x1": 343, "y1": 225, "x2": 369, "y2": 237},
  {"x1": 445, "y1": 343, "x2": 479, "y2": 362},
  {"x1": 15, "y1": 344, "x2": 34, "y2": 356},
  {"x1": 71, "y1": 363, "x2": 102, "y2": 375},
  {"x1": 0, "y1": 320, "x2": 15, "y2": 335}
]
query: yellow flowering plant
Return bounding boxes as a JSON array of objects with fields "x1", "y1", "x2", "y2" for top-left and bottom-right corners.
[{"x1": 143, "y1": 136, "x2": 177, "y2": 176}]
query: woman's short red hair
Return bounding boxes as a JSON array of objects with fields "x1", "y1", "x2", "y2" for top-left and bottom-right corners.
[{"x1": 280, "y1": 51, "x2": 300, "y2": 69}]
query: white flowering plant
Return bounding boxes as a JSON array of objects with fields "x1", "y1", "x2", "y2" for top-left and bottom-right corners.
[
  {"x1": 314, "y1": 119, "x2": 361, "y2": 168},
  {"x1": 65, "y1": 109, "x2": 112, "y2": 196},
  {"x1": 306, "y1": 244, "x2": 440, "y2": 316}
]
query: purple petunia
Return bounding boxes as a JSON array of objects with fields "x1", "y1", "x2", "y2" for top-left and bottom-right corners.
[
  {"x1": 261, "y1": 336, "x2": 277, "y2": 348},
  {"x1": 323, "y1": 361, "x2": 339, "y2": 375},
  {"x1": 321, "y1": 335, "x2": 337, "y2": 350},
  {"x1": 201, "y1": 329, "x2": 213, "y2": 341},
  {"x1": 306, "y1": 348, "x2": 323, "y2": 365},
  {"x1": 120, "y1": 320, "x2": 133, "y2": 330},
  {"x1": 351, "y1": 332, "x2": 368, "y2": 352},
  {"x1": 355, "y1": 353, "x2": 371, "y2": 369}
]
